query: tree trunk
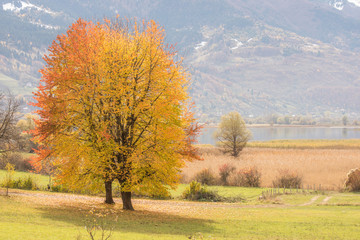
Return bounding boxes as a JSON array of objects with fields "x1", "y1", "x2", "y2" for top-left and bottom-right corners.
[
  {"x1": 104, "y1": 181, "x2": 115, "y2": 204},
  {"x1": 121, "y1": 191, "x2": 134, "y2": 210}
]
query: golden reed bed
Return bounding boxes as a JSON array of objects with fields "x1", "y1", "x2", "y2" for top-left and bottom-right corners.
[{"x1": 182, "y1": 146, "x2": 360, "y2": 190}]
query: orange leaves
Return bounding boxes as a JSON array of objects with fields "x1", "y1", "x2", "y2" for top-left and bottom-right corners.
[
  {"x1": 29, "y1": 146, "x2": 53, "y2": 173},
  {"x1": 32, "y1": 17, "x2": 200, "y2": 196}
]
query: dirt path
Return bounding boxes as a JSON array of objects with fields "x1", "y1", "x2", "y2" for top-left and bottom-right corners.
[
  {"x1": 299, "y1": 196, "x2": 320, "y2": 206},
  {"x1": 7, "y1": 190, "x2": 281, "y2": 209},
  {"x1": 4, "y1": 189, "x2": 328, "y2": 210},
  {"x1": 321, "y1": 196, "x2": 332, "y2": 204}
]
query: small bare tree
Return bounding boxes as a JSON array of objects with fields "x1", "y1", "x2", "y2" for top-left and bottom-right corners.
[
  {"x1": 214, "y1": 111, "x2": 252, "y2": 157},
  {"x1": 0, "y1": 91, "x2": 20, "y2": 153},
  {"x1": 4, "y1": 162, "x2": 15, "y2": 196}
]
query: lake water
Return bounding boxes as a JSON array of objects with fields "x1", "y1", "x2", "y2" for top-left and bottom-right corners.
[{"x1": 198, "y1": 127, "x2": 360, "y2": 145}]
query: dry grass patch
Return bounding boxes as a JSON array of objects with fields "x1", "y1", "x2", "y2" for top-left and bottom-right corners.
[
  {"x1": 183, "y1": 146, "x2": 360, "y2": 189},
  {"x1": 247, "y1": 139, "x2": 360, "y2": 149}
]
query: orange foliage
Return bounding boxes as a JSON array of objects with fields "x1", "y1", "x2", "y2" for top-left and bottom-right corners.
[{"x1": 31, "y1": 18, "x2": 199, "y2": 197}]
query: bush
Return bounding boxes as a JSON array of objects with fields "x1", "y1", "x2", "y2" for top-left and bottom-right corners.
[
  {"x1": 22, "y1": 176, "x2": 36, "y2": 190},
  {"x1": 133, "y1": 184, "x2": 171, "y2": 199},
  {"x1": 232, "y1": 167, "x2": 261, "y2": 187},
  {"x1": 51, "y1": 184, "x2": 70, "y2": 192},
  {"x1": 21, "y1": 158, "x2": 34, "y2": 172},
  {"x1": 345, "y1": 168, "x2": 360, "y2": 192},
  {"x1": 12, "y1": 178, "x2": 22, "y2": 189},
  {"x1": 218, "y1": 164, "x2": 236, "y2": 186},
  {"x1": 194, "y1": 168, "x2": 217, "y2": 185},
  {"x1": 0, "y1": 153, "x2": 33, "y2": 171},
  {"x1": 1, "y1": 175, "x2": 38, "y2": 190},
  {"x1": 182, "y1": 181, "x2": 222, "y2": 202},
  {"x1": 272, "y1": 169, "x2": 302, "y2": 188}
]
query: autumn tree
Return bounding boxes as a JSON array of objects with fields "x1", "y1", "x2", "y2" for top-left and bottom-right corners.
[
  {"x1": 31, "y1": 18, "x2": 199, "y2": 210},
  {"x1": 214, "y1": 111, "x2": 251, "y2": 157}
]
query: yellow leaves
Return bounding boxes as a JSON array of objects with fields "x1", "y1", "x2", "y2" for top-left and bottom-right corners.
[{"x1": 33, "y1": 17, "x2": 198, "y2": 196}]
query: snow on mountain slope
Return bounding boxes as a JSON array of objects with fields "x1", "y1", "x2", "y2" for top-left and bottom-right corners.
[
  {"x1": 2, "y1": 1, "x2": 57, "y2": 15},
  {"x1": 1, "y1": 0, "x2": 360, "y2": 118},
  {"x1": 2, "y1": 1, "x2": 62, "y2": 29},
  {"x1": 329, "y1": 0, "x2": 344, "y2": 10},
  {"x1": 347, "y1": 0, "x2": 360, "y2": 7},
  {"x1": 328, "y1": 0, "x2": 360, "y2": 10}
]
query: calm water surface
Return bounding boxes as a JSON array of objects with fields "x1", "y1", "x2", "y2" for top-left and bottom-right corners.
[{"x1": 199, "y1": 127, "x2": 360, "y2": 145}]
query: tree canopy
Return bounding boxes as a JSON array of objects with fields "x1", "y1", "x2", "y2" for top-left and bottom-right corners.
[
  {"x1": 214, "y1": 111, "x2": 251, "y2": 157},
  {"x1": 31, "y1": 18, "x2": 199, "y2": 210}
]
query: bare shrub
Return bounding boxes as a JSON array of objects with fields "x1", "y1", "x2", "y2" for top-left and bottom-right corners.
[
  {"x1": 0, "y1": 92, "x2": 20, "y2": 153},
  {"x1": 232, "y1": 167, "x2": 261, "y2": 187},
  {"x1": 0, "y1": 152, "x2": 33, "y2": 171},
  {"x1": 218, "y1": 164, "x2": 236, "y2": 186},
  {"x1": 344, "y1": 168, "x2": 360, "y2": 192},
  {"x1": 194, "y1": 168, "x2": 217, "y2": 185},
  {"x1": 272, "y1": 169, "x2": 302, "y2": 188},
  {"x1": 83, "y1": 210, "x2": 113, "y2": 240}
]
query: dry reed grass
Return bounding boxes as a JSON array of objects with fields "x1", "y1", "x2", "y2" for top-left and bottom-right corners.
[
  {"x1": 182, "y1": 146, "x2": 360, "y2": 190},
  {"x1": 247, "y1": 139, "x2": 360, "y2": 149}
]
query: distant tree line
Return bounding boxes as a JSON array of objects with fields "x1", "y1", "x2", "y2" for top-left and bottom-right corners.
[{"x1": 244, "y1": 114, "x2": 359, "y2": 126}]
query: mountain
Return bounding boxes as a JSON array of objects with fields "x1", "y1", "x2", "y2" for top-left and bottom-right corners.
[{"x1": 1, "y1": 0, "x2": 360, "y2": 122}]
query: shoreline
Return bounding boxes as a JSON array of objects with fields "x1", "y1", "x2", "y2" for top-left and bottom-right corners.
[{"x1": 204, "y1": 124, "x2": 360, "y2": 129}]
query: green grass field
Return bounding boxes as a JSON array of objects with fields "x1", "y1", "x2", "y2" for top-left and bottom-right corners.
[
  {"x1": 170, "y1": 184, "x2": 269, "y2": 202},
  {"x1": 0, "y1": 170, "x2": 50, "y2": 189},
  {"x1": 0, "y1": 158, "x2": 359, "y2": 239},
  {"x1": 0, "y1": 189, "x2": 359, "y2": 239},
  {"x1": 0, "y1": 169, "x2": 359, "y2": 239}
]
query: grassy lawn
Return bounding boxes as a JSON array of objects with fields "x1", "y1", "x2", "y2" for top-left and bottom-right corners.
[
  {"x1": 171, "y1": 184, "x2": 269, "y2": 202},
  {"x1": 327, "y1": 193, "x2": 360, "y2": 205},
  {"x1": 0, "y1": 144, "x2": 359, "y2": 239},
  {"x1": 0, "y1": 189, "x2": 360, "y2": 239},
  {"x1": 0, "y1": 168, "x2": 359, "y2": 239},
  {"x1": 0, "y1": 170, "x2": 50, "y2": 189}
]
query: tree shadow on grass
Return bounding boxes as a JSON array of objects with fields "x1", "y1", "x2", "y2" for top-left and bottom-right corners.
[{"x1": 37, "y1": 201, "x2": 216, "y2": 238}]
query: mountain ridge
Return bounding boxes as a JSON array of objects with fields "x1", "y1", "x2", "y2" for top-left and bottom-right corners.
[{"x1": 1, "y1": 0, "x2": 360, "y2": 122}]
